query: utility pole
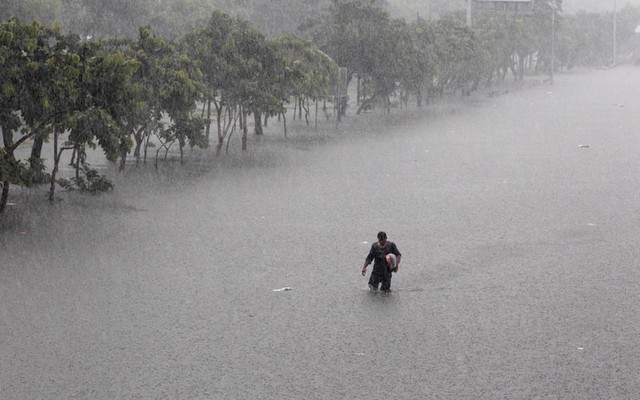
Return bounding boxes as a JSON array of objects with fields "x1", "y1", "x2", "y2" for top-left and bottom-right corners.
[
  {"x1": 550, "y1": 1, "x2": 557, "y2": 84},
  {"x1": 613, "y1": 0, "x2": 618, "y2": 64}
]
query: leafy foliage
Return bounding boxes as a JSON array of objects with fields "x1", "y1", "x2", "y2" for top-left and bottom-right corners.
[
  {"x1": 57, "y1": 164, "x2": 114, "y2": 193},
  {"x1": 3, "y1": 1, "x2": 640, "y2": 215}
]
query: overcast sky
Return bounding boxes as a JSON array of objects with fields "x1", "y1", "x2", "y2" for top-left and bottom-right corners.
[
  {"x1": 563, "y1": 0, "x2": 640, "y2": 13},
  {"x1": 387, "y1": 0, "x2": 640, "y2": 21}
]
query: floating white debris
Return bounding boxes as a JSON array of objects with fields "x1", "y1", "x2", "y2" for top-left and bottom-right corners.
[
  {"x1": 587, "y1": 223, "x2": 597, "y2": 226},
  {"x1": 273, "y1": 287, "x2": 292, "y2": 292},
  {"x1": 577, "y1": 144, "x2": 590, "y2": 148},
  {"x1": 362, "y1": 241, "x2": 369, "y2": 244}
]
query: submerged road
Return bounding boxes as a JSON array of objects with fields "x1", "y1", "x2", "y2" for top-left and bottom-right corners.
[{"x1": 2, "y1": 65, "x2": 640, "y2": 399}]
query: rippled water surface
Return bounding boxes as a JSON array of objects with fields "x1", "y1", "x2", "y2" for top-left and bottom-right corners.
[{"x1": 3, "y1": 67, "x2": 640, "y2": 399}]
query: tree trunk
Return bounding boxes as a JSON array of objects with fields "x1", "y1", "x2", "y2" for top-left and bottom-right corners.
[
  {"x1": 48, "y1": 136, "x2": 73, "y2": 201},
  {"x1": 206, "y1": 100, "x2": 212, "y2": 139},
  {"x1": 29, "y1": 134, "x2": 47, "y2": 183},
  {"x1": 281, "y1": 112, "x2": 287, "y2": 138},
  {"x1": 302, "y1": 97, "x2": 309, "y2": 125},
  {"x1": 70, "y1": 147, "x2": 76, "y2": 167},
  {"x1": 143, "y1": 128, "x2": 151, "y2": 164},
  {"x1": 385, "y1": 93, "x2": 391, "y2": 114},
  {"x1": 48, "y1": 132, "x2": 60, "y2": 202},
  {"x1": 31, "y1": 135, "x2": 44, "y2": 159},
  {"x1": 293, "y1": 96, "x2": 297, "y2": 120},
  {"x1": 118, "y1": 138, "x2": 127, "y2": 172},
  {"x1": 0, "y1": 181, "x2": 8, "y2": 214},
  {"x1": 339, "y1": 97, "x2": 347, "y2": 120},
  {"x1": 215, "y1": 104, "x2": 223, "y2": 157},
  {"x1": 74, "y1": 145, "x2": 82, "y2": 181},
  {"x1": 516, "y1": 53, "x2": 525, "y2": 81},
  {"x1": 356, "y1": 74, "x2": 361, "y2": 106},
  {"x1": 486, "y1": 69, "x2": 494, "y2": 86},
  {"x1": 1, "y1": 125, "x2": 13, "y2": 213},
  {"x1": 133, "y1": 125, "x2": 145, "y2": 165},
  {"x1": 241, "y1": 107, "x2": 248, "y2": 151},
  {"x1": 356, "y1": 94, "x2": 377, "y2": 115},
  {"x1": 216, "y1": 137, "x2": 224, "y2": 156},
  {"x1": 254, "y1": 110, "x2": 263, "y2": 135}
]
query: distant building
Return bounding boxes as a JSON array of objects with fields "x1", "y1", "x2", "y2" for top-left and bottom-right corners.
[
  {"x1": 635, "y1": 25, "x2": 640, "y2": 64},
  {"x1": 475, "y1": 0, "x2": 535, "y2": 16}
]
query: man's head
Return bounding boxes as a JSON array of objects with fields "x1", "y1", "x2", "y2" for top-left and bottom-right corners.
[{"x1": 377, "y1": 231, "x2": 387, "y2": 245}]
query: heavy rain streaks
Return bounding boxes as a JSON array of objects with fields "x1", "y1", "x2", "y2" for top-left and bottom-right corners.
[
  {"x1": 3, "y1": 0, "x2": 640, "y2": 398},
  {"x1": 2, "y1": 65, "x2": 640, "y2": 399}
]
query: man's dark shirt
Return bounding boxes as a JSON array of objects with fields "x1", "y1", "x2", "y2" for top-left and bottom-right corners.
[{"x1": 366, "y1": 242, "x2": 401, "y2": 274}]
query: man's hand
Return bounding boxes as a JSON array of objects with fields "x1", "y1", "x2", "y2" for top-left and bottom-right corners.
[{"x1": 361, "y1": 267, "x2": 367, "y2": 276}]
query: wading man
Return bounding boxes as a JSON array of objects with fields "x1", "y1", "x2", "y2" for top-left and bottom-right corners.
[{"x1": 361, "y1": 231, "x2": 401, "y2": 292}]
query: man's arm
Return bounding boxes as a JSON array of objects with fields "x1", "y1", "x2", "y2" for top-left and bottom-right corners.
[
  {"x1": 362, "y1": 244, "x2": 375, "y2": 276},
  {"x1": 361, "y1": 259, "x2": 370, "y2": 276}
]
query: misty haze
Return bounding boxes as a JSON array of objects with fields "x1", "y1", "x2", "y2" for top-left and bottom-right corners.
[{"x1": 2, "y1": 1, "x2": 640, "y2": 399}]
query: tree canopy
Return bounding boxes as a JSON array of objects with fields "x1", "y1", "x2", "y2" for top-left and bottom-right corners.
[{"x1": 2, "y1": 1, "x2": 640, "y2": 215}]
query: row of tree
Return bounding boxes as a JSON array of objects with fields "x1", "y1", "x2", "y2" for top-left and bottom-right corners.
[
  {"x1": 303, "y1": 0, "x2": 640, "y2": 115},
  {"x1": 0, "y1": 11, "x2": 338, "y2": 213},
  {"x1": 2, "y1": 0, "x2": 640, "y2": 215}
]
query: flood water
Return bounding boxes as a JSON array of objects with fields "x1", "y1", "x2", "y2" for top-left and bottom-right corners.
[{"x1": 2, "y1": 66, "x2": 640, "y2": 399}]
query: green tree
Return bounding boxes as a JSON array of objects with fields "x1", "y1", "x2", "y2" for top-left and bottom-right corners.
[
  {"x1": 430, "y1": 17, "x2": 487, "y2": 96},
  {"x1": 0, "y1": 19, "x2": 61, "y2": 212},
  {"x1": 615, "y1": 5, "x2": 640, "y2": 49},
  {"x1": 71, "y1": 41, "x2": 140, "y2": 175},
  {"x1": 181, "y1": 10, "x2": 239, "y2": 155},
  {"x1": 301, "y1": 0, "x2": 392, "y2": 117},
  {"x1": 272, "y1": 34, "x2": 337, "y2": 129},
  {"x1": 110, "y1": 26, "x2": 207, "y2": 169},
  {"x1": 473, "y1": 15, "x2": 513, "y2": 83},
  {"x1": 362, "y1": 18, "x2": 414, "y2": 113},
  {"x1": 183, "y1": 11, "x2": 276, "y2": 154},
  {"x1": 0, "y1": 19, "x2": 142, "y2": 207},
  {"x1": 43, "y1": 35, "x2": 140, "y2": 200},
  {"x1": 404, "y1": 17, "x2": 436, "y2": 108},
  {"x1": 157, "y1": 52, "x2": 206, "y2": 165}
]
